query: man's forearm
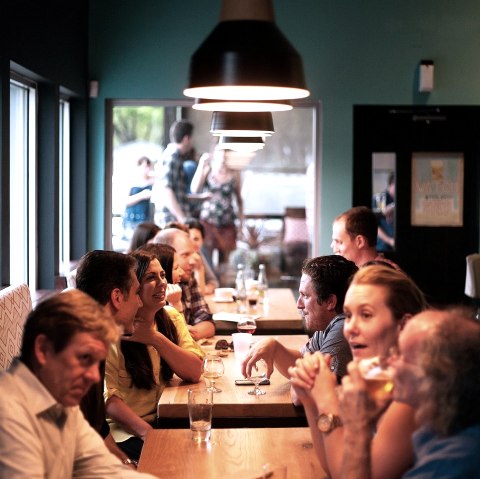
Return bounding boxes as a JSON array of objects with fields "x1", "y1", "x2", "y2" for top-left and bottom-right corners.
[
  {"x1": 341, "y1": 419, "x2": 372, "y2": 479},
  {"x1": 163, "y1": 187, "x2": 186, "y2": 221},
  {"x1": 188, "y1": 320, "x2": 215, "y2": 340},
  {"x1": 273, "y1": 344, "x2": 302, "y2": 378}
]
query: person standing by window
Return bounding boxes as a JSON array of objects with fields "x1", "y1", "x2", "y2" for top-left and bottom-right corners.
[
  {"x1": 123, "y1": 157, "x2": 155, "y2": 240},
  {"x1": 190, "y1": 146, "x2": 243, "y2": 268}
]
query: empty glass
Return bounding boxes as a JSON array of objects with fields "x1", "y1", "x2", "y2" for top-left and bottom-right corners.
[{"x1": 248, "y1": 359, "x2": 268, "y2": 395}]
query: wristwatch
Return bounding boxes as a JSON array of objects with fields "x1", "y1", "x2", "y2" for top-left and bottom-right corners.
[
  {"x1": 122, "y1": 458, "x2": 138, "y2": 468},
  {"x1": 316, "y1": 413, "x2": 343, "y2": 433}
]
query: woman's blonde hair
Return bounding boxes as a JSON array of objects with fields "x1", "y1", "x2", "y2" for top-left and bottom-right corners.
[{"x1": 350, "y1": 265, "x2": 427, "y2": 321}]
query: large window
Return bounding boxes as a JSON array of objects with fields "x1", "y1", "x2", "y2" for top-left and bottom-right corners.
[
  {"x1": 59, "y1": 98, "x2": 71, "y2": 276},
  {"x1": 105, "y1": 100, "x2": 321, "y2": 286},
  {"x1": 9, "y1": 77, "x2": 37, "y2": 290}
]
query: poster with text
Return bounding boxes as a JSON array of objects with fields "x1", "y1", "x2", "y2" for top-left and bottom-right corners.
[{"x1": 411, "y1": 153, "x2": 464, "y2": 227}]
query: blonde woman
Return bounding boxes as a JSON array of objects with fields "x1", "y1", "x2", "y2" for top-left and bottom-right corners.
[{"x1": 289, "y1": 265, "x2": 426, "y2": 479}]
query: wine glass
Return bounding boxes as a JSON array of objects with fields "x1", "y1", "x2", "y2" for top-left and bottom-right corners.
[
  {"x1": 248, "y1": 359, "x2": 267, "y2": 395},
  {"x1": 202, "y1": 355, "x2": 224, "y2": 393},
  {"x1": 237, "y1": 316, "x2": 257, "y2": 334}
]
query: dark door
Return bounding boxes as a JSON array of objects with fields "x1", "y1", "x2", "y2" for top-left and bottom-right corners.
[{"x1": 353, "y1": 106, "x2": 480, "y2": 305}]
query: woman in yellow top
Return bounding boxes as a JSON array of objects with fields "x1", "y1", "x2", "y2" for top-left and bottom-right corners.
[{"x1": 105, "y1": 249, "x2": 204, "y2": 462}]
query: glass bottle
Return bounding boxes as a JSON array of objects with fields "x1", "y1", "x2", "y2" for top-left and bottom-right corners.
[
  {"x1": 235, "y1": 263, "x2": 248, "y2": 314},
  {"x1": 257, "y1": 264, "x2": 268, "y2": 304}
]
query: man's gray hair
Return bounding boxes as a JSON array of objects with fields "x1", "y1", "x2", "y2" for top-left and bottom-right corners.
[{"x1": 153, "y1": 228, "x2": 188, "y2": 247}]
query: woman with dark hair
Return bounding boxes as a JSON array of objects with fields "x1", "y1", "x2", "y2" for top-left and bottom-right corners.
[
  {"x1": 140, "y1": 243, "x2": 185, "y2": 312},
  {"x1": 104, "y1": 250, "x2": 204, "y2": 461},
  {"x1": 128, "y1": 221, "x2": 161, "y2": 252}
]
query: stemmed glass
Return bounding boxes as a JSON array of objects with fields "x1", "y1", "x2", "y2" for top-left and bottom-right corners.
[
  {"x1": 237, "y1": 316, "x2": 257, "y2": 334},
  {"x1": 248, "y1": 358, "x2": 267, "y2": 395},
  {"x1": 202, "y1": 355, "x2": 224, "y2": 393}
]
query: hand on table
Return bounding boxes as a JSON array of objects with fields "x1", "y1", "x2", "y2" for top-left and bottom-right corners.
[{"x1": 241, "y1": 337, "x2": 277, "y2": 379}]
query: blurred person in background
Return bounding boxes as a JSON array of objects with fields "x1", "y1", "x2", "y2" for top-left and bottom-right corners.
[
  {"x1": 190, "y1": 145, "x2": 243, "y2": 268},
  {"x1": 128, "y1": 222, "x2": 161, "y2": 252},
  {"x1": 184, "y1": 217, "x2": 219, "y2": 295},
  {"x1": 123, "y1": 157, "x2": 155, "y2": 241}
]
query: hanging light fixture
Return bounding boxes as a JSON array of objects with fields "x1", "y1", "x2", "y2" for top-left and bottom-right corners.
[
  {"x1": 183, "y1": 0, "x2": 309, "y2": 108},
  {"x1": 193, "y1": 98, "x2": 292, "y2": 112},
  {"x1": 210, "y1": 111, "x2": 274, "y2": 137},
  {"x1": 218, "y1": 135, "x2": 265, "y2": 153}
]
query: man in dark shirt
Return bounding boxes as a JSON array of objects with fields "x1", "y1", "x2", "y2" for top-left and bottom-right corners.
[
  {"x1": 76, "y1": 250, "x2": 142, "y2": 467},
  {"x1": 241, "y1": 255, "x2": 357, "y2": 384}
]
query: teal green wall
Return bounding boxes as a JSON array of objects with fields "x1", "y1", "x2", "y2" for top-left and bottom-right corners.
[{"x1": 89, "y1": 0, "x2": 480, "y2": 252}]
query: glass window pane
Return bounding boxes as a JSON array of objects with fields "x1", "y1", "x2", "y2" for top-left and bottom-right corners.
[
  {"x1": 9, "y1": 78, "x2": 37, "y2": 290},
  {"x1": 59, "y1": 99, "x2": 70, "y2": 275}
]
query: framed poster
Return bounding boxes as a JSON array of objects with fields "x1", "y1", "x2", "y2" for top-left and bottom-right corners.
[{"x1": 411, "y1": 153, "x2": 464, "y2": 227}]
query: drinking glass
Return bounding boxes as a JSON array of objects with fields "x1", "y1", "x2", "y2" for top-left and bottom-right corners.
[
  {"x1": 248, "y1": 359, "x2": 268, "y2": 395},
  {"x1": 237, "y1": 316, "x2": 257, "y2": 334},
  {"x1": 202, "y1": 355, "x2": 224, "y2": 393},
  {"x1": 358, "y1": 355, "x2": 394, "y2": 401},
  {"x1": 187, "y1": 388, "x2": 213, "y2": 443}
]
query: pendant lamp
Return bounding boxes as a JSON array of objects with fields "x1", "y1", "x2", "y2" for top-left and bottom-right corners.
[
  {"x1": 210, "y1": 111, "x2": 274, "y2": 137},
  {"x1": 193, "y1": 99, "x2": 292, "y2": 112},
  {"x1": 218, "y1": 136, "x2": 265, "y2": 153},
  {"x1": 184, "y1": 0, "x2": 309, "y2": 108}
]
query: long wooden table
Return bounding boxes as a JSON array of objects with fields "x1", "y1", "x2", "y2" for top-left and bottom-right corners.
[
  {"x1": 157, "y1": 335, "x2": 307, "y2": 428},
  {"x1": 138, "y1": 427, "x2": 324, "y2": 478},
  {"x1": 206, "y1": 288, "x2": 302, "y2": 334}
]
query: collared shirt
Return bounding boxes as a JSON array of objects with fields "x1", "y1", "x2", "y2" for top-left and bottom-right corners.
[
  {"x1": 158, "y1": 149, "x2": 193, "y2": 223},
  {"x1": 104, "y1": 306, "x2": 205, "y2": 442},
  {"x1": 402, "y1": 425, "x2": 480, "y2": 478},
  {"x1": 0, "y1": 359, "x2": 154, "y2": 478},
  {"x1": 180, "y1": 276, "x2": 214, "y2": 326},
  {"x1": 300, "y1": 314, "x2": 352, "y2": 380}
]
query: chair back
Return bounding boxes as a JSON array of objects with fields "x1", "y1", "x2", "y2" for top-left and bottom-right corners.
[{"x1": 0, "y1": 283, "x2": 32, "y2": 369}]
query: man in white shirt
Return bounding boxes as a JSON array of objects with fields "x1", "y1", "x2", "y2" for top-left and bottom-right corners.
[
  {"x1": 0, "y1": 289, "x2": 155, "y2": 478},
  {"x1": 331, "y1": 206, "x2": 399, "y2": 269}
]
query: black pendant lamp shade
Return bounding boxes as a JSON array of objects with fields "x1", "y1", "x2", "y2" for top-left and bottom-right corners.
[
  {"x1": 184, "y1": 0, "x2": 309, "y2": 103},
  {"x1": 210, "y1": 111, "x2": 274, "y2": 137}
]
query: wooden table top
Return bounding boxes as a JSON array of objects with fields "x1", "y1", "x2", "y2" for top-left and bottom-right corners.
[
  {"x1": 206, "y1": 288, "x2": 302, "y2": 333},
  {"x1": 138, "y1": 427, "x2": 324, "y2": 478},
  {"x1": 157, "y1": 335, "x2": 307, "y2": 424}
]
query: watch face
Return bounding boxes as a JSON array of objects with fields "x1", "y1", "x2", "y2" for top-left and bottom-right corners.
[{"x1": 317, "y1": 414, "x2": 333, "y2": 432}]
